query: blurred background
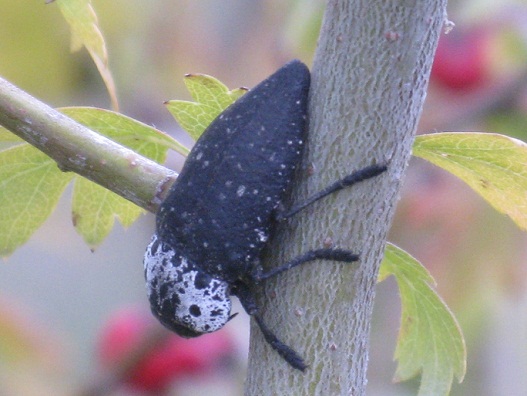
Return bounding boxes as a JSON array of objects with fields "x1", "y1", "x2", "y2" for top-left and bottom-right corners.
[{"x1": 0, "y1": 0, "x2": 526, "y2": 394}]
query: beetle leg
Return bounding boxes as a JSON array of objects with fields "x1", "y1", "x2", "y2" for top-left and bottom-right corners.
[
  {"x1": 254, "y1": 248, "x2": 359, "y2": 282},
  {"x1": 276, "y1": 163, "x2": 387, "y2": 221},
  {"x1": 233, "y1": 281, "x2": 307, "y2": 371},
  {"x1": 253, "y1": 314, "x2": 307, "y2": 371}
]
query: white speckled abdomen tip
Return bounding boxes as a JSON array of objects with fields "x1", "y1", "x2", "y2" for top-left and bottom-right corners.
[{"x1": 144, "y1": 234, "x2": 232, "y2": 334}]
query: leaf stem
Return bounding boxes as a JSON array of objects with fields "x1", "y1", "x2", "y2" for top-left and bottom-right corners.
[{"x1": 0, "y1": 77, "x2": 176, "y2": 213}]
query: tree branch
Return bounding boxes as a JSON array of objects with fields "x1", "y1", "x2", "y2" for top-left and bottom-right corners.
[
  {"x1": 0, "y1": 2, "x2": 447, "y2": 391},
  {"x1": 0, "y1": 77, "x2": 177, "y2": 213},
  {"x1": 245, "y1": 1, "x2": 447, "y2": 394}
]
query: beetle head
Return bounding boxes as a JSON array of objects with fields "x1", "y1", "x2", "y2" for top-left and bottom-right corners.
[{"x1": 144, "y1": 235, "x2": 232, "y2": 337}]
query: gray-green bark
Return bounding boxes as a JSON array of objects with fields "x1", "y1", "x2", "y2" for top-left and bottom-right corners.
[{"x1": 244, "y1": 1, "x2": 447, "y2": 395}]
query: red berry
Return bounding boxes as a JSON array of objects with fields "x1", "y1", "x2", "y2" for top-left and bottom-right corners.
[
  {"x1": 96, "y1": 306, "x2": 235, "y2": 392},
  {"x1": 431, "y1": 29, "x2": 490, "y2": 91},
  {"x1": 97, "y1": 307, "x2": 149, "y2": 367}
]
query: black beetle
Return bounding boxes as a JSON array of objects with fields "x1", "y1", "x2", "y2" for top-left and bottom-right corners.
[{"x1": 144, "y1": 60, "x2": 387, "y2": 371}]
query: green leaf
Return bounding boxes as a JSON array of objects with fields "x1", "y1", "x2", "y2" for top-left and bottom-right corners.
[
  {"x1": 166, "y1": 74, "x2": 247, "y2": 140},
  {"x1": 62, "y1": 107, "x2": 182, "y2": 247},
  {"x1": 229, "y1": 87, "x2": 249, "y2": 101},
  {"x1": 379, "y1": 243, "x2": 466, "y2": 396},
  {"x1": 0, "y1": 130, "x2": 23, "y2": 143},
  {"x1": 71, "y1": 177, "x2": 142, "y2": 247},
  {"x1": 413, "y1": 132, "x2": 527, "y2": 231},
  {"x1": 61, "y1": 107, "x2": 190, "y2": 157},
  {"x1": 0, "y1": 145, "x2": 73, "y2": 256},
  {"x1": 0, "y1": 107, "x2": 185, "y2": 253},
  {"x1": 54, "y1": 0, "x2": 119, "y2": 110}
]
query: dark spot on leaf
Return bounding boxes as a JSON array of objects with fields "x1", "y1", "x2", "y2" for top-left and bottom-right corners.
[
  {"x1": 480, "y1": 179, "x2": 491, "y2": 189},
  {"x1": 72, "y1": 212, "x2": 80, "y2": 227}
]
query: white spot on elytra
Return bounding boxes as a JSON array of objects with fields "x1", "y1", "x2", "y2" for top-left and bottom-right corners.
[
  {"x1": 237, "y1": 185, "x2": 246, "y2": 197},
  {"x1": 256, "y1": 228, "x2": 268, "y2": 242}
]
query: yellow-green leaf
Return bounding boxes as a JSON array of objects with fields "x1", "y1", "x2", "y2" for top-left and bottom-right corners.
[
  {"x1": 413, "y1": 132, "x2": 527, "y2": 230},
  {"x1": 0, "y1": 145, "x2": 73, "y2": 256},
  {"x1": 379, "y1": 243, "x2": 466, "y2": 396},
  {"x1": 61, "y1": 107, "x2": 190, "y2": 157},
  {"x1": 54, "y1": 0, "x2": 118, "y2": 110},
  {"x1": 72, "y1": 177, "x2": 142, "y2": 247},
  {"x1": 166, "y1": 74, "x2": 247, "y2": 140},
  {"x1": 62, "y1": 108, "x2": 182, "y2": 247},
  {"x1": 184, "y1": 74, "x2": 234, "y2": 105},
  {"x1": 0, "y1": 130, "x2": 23, "y2": 143},
  {"x1": 0, "y1": 107, "x2": 185, "y2": 253},
  {"x1": 229, "y1": 87, "x2": 249, "y2": 101}
]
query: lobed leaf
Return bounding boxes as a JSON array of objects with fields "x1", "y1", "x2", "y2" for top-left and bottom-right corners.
[
  {"x1": 54, "y1": 0, "x2": 119, "y2": 110},
  {"x1": 61, "y1": 107, "x2": 190, "y2": 157},
  {"x1": 379, "y1": 243, "x2": 466, "y2": 396},
  {"x1": 0, "y1": 145, "x2": 74, "y2": 256},
  {"x1": 71, "y1": 177, "x2": 142, "y2": 248},
  {"x1": 0, "y1": 108, "x2": 185, "y2": 253},
  {"x1": 166, "y1": 74, "x2": 247, "y2": 140},
  {"x1": 63, "y1": 108, "x2": 181, "y2": 248},
  {"x1": 413, "y1": 132, "x2": 527, "y2": 231},
  {"x1": 0, "y1": 130, "x2": 23, "y2": 143}
]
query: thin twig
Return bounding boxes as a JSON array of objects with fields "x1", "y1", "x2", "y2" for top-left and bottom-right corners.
[{"x1": 0, "y1": 77, "x2": 176, "y2": 213}]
